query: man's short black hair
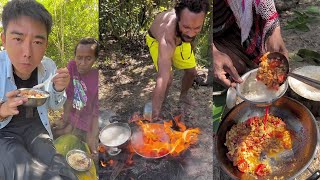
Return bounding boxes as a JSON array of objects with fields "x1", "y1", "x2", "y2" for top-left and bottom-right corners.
[
  {"x1": 74, "y1": 37, "x2": 99, "y2": 58},
  {"x1": 174, "y1": 0, "x2": 209, "y2": 20},
  {"x1": 2, "y1": 0, "x2": 53, "y2": 35}
]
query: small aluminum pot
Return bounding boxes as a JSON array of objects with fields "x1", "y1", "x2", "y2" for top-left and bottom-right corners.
[{"x1": 99, "y1": 122, "x2": 131, "y2": 156}]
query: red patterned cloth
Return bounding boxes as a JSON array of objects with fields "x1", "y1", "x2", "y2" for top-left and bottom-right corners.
[
  {"x1": 228, "y1": 0, "x2": 280, "y2": 63},
  {"x1": 213, "y1": 0, "x2": 279, "y2": 64}
]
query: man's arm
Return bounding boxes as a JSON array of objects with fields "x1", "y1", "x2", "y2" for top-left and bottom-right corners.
[
  {"x1": 42, "y1": 58, "x2": 69, "y2": 110},
  {"x1": 152, "y1": 32, "x2": 176, "y2": 119}
]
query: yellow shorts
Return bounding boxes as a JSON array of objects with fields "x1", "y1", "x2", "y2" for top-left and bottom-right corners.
[{"x1": 146, "y1": 33, "x2": 196, "y2": 71}]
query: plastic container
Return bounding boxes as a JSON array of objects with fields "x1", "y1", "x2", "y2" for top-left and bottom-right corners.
[{"x1": 143, "y1": 101, "x2": 152, "y2": 121}]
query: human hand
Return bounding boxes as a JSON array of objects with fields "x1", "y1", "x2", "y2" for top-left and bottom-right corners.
[
  {"x1": 52, "y1": 68, "x2": 70, "y2": 92},
  {"x1": 265, "y1": 26, "x2": 288, "y2": 58},
  {"x1": 151, "y1": 116, "x2": 164, "y2": 123},
  {"x1": 0, "y1": 90, "x2": 28, "y2": 118},
  {"x1": 213, "y1": 50, "x2": 243, "y2": 87}
]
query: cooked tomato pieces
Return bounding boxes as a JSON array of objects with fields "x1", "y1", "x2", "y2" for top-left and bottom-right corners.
[
  {"x1": 225, "y1": 115, "x2": 293, "y2": 177},
  {"x1": 237, "y1": 159, "x2": 249, "y2": 172},
  {"x1": 256, "y1": 52, "x2": 287, "y2": 90},
  {"x1": 255, "y1": 164, "x2": 270, "y2": 176}
]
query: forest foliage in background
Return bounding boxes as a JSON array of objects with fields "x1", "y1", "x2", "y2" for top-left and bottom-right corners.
[
  {"x1": 99, "y1": 0, "x2": 212, "y2": 67},
  {"x1": 0, "y1": 0, "x2": 99, "y2": 67},
  {"x1": 0, "y1": 0, "x2": 211, "y2": 67}
]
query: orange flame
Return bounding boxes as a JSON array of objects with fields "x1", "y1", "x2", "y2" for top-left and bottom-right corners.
[
  {"x1": 131, "y1": 115, "x2": 200, "y2": 157},
  {"x1": 126, "y1": 153, "x2": 134, "y2": 165},
  {"x1": 100, "y1": 160, "x2": 108, "y2": 167},
  {"x1": 164, "y1": 119, "x2": 200, "y2": 155},
  {"x1": 98, "y1": 144, "x2": 106, "y2": 153},
  {"x1": 109, "y1": 159, "x2": 114, "y2": 166},
  {"x1": 129, "y1": 112, "x2": 144, "y2": 123}
]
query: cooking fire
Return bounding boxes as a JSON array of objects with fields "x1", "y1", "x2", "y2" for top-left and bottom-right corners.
[
  {"x1": 99, "y1": 114, "x2": 200, "y2": 169},
  {"x1": 131, "y1": 115, "x2": 200, "y2": 158}
]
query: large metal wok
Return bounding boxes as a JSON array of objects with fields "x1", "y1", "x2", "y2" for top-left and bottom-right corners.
[
  {"x1": 130, "y1": 123, "x2": 171, "y2": 159},
  {"x1": 215, "y1": 96, "x2": 319, "y2": 179}
]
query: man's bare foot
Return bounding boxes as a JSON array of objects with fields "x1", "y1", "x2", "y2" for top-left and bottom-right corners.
[{"x1": 179, "y1": 95, "x2": 197, "y2": 107}]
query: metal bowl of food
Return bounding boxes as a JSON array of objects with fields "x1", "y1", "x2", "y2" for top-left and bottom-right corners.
[
  {"x1": 18, "y1": 88, "x2": 50, "y2": 107},
  {"x1": 66, "y1": 149, "x2": 92, "y2": 172},
  {"x1": 236, "y1": 68, "x2": 288, "y2": 107}
]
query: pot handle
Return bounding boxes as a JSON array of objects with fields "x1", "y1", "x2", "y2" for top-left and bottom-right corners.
[
  {"x1": 307, "y1": 170, "x2": 320, "y2": 180},
  {"x1": 109, "y1": 115, "x2": 121, "y2": 123}
]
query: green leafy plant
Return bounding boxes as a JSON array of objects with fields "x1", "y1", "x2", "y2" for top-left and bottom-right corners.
[
  {"x1": 284, "y1": 6, "x2": 320, "y2": 32},
  {"x1": 212, "y1": 93, "x2": 226, "y2": 133},
  {"x1": 289, "y1": 49, "x2": 320, "y2": 65},
  {"x1": 38, "y1": 0, "x2": 99, "y2": 67}
]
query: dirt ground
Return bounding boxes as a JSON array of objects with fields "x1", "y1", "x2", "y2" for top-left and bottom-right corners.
[{"x1": 281, "y1": 0, "x2": 320, "y2": 54}]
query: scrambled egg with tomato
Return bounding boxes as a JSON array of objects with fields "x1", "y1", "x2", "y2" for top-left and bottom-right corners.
[
  {"x1": 225, "y1": 115, "x2": 292, "y2": 176},
  {"x1": 256, "y1": 52, "x2": 287, "y2": 90}
]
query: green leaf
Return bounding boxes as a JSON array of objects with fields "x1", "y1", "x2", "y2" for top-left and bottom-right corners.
[
  {"x1": 295, "y1": 23, "x2": 310, "y2": 32},
  {"x1": 213, "y1": 93, "x2": 226, "y2": 133},
  {"x1": 305, "y1": 6, "x2": 320, "y2": 15},
  {"x1": 297, "y1": 49, "x2": 320, "y2": 64},
  {"x1": 289, "y1": 53, "x2": 304, "y2": 62},
  {"x1": 293, "y1": 10, "x2": 304, "y2": 17},
  {"x1": 284, "y1": 17, "x2": 309, "y2": 30},
  {"x1": 297, "y1": 49, "x2": 320, "y2": 59},
  {"x1": 283, "y1": 24, "x2": 295, "y2": 30},
  {"x1": 305, "y1": 16, "x2": 319, "y2": 23},
  {"x1": 314, "y1": 59, "x2": 320, "y2": 64}
]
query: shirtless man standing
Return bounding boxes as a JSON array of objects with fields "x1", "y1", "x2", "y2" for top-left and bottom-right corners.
[{"x1": 146, "y1": 0, "x2": 209, "y2": 119}]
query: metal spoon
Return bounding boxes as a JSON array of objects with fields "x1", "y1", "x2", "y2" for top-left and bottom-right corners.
[
  {"x1": 267, "y1": 52, "x2": 320, "y2": 89},
  {"x1": 33, "y1": 73, "x2": 59, "y2": 89}
]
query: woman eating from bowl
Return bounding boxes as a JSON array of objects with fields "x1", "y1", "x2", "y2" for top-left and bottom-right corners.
[{"x1": 54, "y1": 37, "x2": 99, "y2": 154}]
